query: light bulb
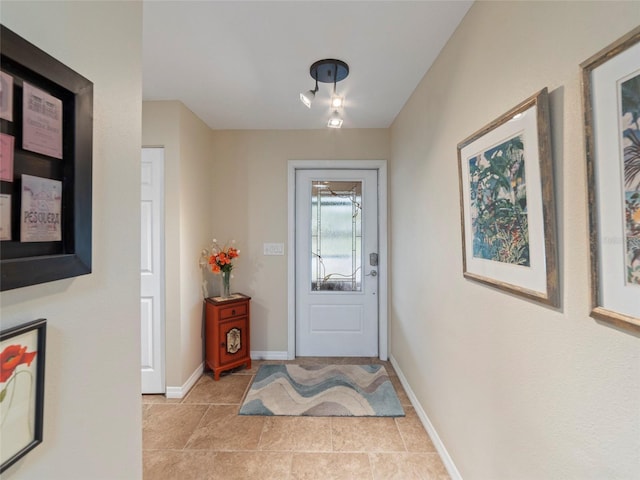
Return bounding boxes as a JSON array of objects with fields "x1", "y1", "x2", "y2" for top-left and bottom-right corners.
[
  {"x1": 300, "y1": 90, "x2": 315, "y2": 108},
  {"x1": 327, "y1": 110, "x2": 343, "y2": 128},
  {"x1": 331, "y1": 95, "x2": 344, "y2": 109}
]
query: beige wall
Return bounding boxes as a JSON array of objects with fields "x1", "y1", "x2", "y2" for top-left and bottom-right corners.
[
  {"x1": 390, "y1": 2, "x2": 640, "y2": 479},
  {"x1": 178, "y1": 104, "x2": 214, "y2": 381},
  {"x1": 0, "y1": 2, "x2": 143, "y2": 479},
  {"x1": 142, "y1": 101, "x2": 213, "y2": 387},
  {"x1": 211, "y1": 129, "x2": 390, "y2": 352}
]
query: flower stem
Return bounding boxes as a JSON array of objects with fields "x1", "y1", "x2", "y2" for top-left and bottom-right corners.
[{"x1": 0, "y1": 369, "x2": 35, "y2": 437}]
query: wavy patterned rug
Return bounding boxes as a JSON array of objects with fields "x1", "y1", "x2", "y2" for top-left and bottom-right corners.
[{"x1": 238, "y1": 364, "x2": 405, "y2": 417}]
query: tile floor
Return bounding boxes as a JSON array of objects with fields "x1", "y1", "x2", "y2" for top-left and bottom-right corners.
[{"x1": 143, "y1": 357, "x2": 450, "y2": 479}]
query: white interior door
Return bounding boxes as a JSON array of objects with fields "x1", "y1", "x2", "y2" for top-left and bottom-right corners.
[
  {"x1": 141, "y1": 147, "x2": 165, "y2": 393},
  {"x1": 295, "y1": 169, "x2": 379, "y2": 357}
]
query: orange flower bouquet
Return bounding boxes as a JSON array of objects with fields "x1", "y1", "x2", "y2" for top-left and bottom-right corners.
[{"x1": 200, "y1": 239, "x2": 240, "y2": 298}]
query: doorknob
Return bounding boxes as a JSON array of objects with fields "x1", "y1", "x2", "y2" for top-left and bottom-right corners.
[{"x1": 366, "y1": 270, "x2": 377, "y2": 277}]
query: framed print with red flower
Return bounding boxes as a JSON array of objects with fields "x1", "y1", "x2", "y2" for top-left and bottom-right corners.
[{"x1": 0, "y1": 319, "x2": 46, "y2": 473}]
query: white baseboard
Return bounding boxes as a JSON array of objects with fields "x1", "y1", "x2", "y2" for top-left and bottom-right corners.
[
  {"x1": 390, "y1": 355, "x2": 462, "y2": 480},
  {"x1": 251, "y1": 350, "x2": 289, "y2": 360},
  {"x1": 165, "y1": 362, "x2": 203, "y2": 399},
  {"x1": 164, "y1": 353, "x2": 287, "y2": 398}
]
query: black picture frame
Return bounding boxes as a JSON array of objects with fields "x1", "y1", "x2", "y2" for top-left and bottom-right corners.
[
  {"x1": 0, "y1": 25, "x2": 92, "y2": 291},
  {"x1": 0, "y1": 319, "x2": 47, "y2": 473}
]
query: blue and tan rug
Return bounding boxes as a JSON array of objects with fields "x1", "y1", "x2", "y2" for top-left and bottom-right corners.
[{"x1": 238, "y1": 364, "x2": 405, "y2": 417}]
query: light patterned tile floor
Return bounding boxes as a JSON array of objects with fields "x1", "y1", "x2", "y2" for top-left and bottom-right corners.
[{"x1": 142, "y1": 358, "x2": 450, "y2": 480}]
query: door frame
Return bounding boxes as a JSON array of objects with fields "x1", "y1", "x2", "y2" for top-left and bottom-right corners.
[{"x1": 287, "y1": 160, "x2": 388, "y2": 361}]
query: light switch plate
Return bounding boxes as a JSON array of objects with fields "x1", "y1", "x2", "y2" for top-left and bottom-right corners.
[{"x1": 263, "y1": 243, "x2": 285, "y2": 256}]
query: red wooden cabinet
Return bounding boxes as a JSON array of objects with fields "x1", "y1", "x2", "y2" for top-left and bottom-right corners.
[{"x1": 204, "y1": 294, "x2": 251, "y2": 380}]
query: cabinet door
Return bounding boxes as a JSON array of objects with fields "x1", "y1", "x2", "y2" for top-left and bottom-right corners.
[{"x1": 218, "y1": 318, "x2": 248, "y2": 365}]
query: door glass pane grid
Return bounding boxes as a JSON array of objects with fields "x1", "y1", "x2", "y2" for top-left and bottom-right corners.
[{"x1": 311, "y1": 180, "x2": 362, "y2": 292}]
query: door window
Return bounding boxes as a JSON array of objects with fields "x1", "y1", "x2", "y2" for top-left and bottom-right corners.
[{"x1": 311, "y1": 180, "x2": 362, "y2": 292}]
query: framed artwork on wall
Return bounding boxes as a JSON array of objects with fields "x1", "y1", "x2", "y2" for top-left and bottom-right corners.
[
  {"x1": 0, "y1": 25, "x2": 93, "y2": 291},
  {"x1": 0, "y1": 319, "x2": 46, "y2": 473},
  {"x1": 581, "y1": 26, "x2": 640, "y2": 332},
  {"x1": 457, "y1": 88, "x2": 559, "y2": 306}
]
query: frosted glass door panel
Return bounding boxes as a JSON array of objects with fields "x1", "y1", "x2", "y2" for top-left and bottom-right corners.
[{"x1": 311, "y1": 181, "x2": 362, "y2": 292}]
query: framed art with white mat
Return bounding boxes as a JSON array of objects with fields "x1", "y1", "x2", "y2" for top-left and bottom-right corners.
[
  {"x1": 581, "y1": 26, "x2": 640, "y2": 332},
  {"x1": 457, "y1": 88, "x2": 559, "y2": 306}
]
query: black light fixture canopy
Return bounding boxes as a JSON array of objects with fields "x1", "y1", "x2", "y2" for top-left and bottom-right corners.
[
  {"x1": 300, "y1": 59, "x2": 349, "y2": 127},
  {"x1": 309, "y1": 59, "x2": 349, "y2": 84}
]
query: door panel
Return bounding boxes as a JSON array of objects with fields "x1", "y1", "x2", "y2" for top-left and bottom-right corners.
[
  {"x1": 141, "y1": 148, "x2": 165, "y2": 393},
  {"x1": 309, "y1": 304, "x2": 363, "y2": 332},
  {"x1": 140, "y1": 298, "x2": 154, "y2": 369},
  {"x1": 296, "y1": 169, "x2": 378, "y2": 357}
]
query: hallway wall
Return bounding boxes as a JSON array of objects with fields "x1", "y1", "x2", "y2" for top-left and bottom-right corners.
[
  {"x1": 142, "y1": 101, "x2": 213, "y2": 389},
  {"x1": 0, "y1": 2, "x2": 143, "y2": 478},
  {"x1": 390, "y1": 2, "x2": 640, "y2": 479}
]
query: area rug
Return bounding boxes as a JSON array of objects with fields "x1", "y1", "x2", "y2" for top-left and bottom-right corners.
[{"x1": 238, "y1": 364, "x2": 405, "y2": 417}]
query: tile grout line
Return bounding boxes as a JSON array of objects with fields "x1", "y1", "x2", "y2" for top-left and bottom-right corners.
[
  {"x1": 367, "y1": 452, "x2": 376, "y2": 480},
  {"x1": 395, "y1": 415, "x2": 410, "y2": 453},
  {"x1": 251, "y1": 373, "x2": 270, "y2": 453},
  {"x1": 330, "y1": 416, "x2": 334, "y2": 452},
  {"x1": 239, "y1": 372, "x2": 255, "y2": 408},
  {"x1": 181, "y1": 403, "x2": 212, "y2": 451},
  {"x1": 286, "y1": 448, "x2": 295, "y2": 480}
]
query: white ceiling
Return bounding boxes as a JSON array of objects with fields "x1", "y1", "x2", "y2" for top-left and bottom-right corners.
[{"x1": 142, "y1": 1, "x2": 473, "y2": 130}]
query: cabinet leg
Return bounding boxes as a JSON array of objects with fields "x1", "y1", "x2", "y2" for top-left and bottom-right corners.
[{"x1": 213, "y1": 370, "x2": 221, "y2": 381}]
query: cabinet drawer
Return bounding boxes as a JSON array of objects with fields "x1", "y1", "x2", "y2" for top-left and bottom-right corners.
[{"x1": 219, "y1": 303, "x2": 247, "y2": 320}]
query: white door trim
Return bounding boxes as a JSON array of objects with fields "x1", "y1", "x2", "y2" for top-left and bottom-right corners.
[{"x1": 287, "y1": 159, "x2": 388, "y2": 361}]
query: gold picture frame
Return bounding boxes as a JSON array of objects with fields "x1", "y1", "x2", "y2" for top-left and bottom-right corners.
[
  {"x1": 581, "y1": 26, "x2": 640, "y2": 332},
  {"x1": 457, "y1": 88, "x2": 559, "y2": 306}
]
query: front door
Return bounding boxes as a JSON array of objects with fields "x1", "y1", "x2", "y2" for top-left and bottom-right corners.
[{"x1": 295, "y1": 169, "x2": 379, "y2": 357}]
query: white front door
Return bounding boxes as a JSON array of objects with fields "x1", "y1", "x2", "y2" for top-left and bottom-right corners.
[
  {"x1": 295, "y1": 169, "x2": 379, "y2": 357},
  {"x1": 141, "y1": 147, "x2": 165, "y2": 393}
]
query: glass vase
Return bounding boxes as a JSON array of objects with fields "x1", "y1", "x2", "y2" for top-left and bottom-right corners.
[{"x1": 220, "y1": 270, "x2": 231, "y2": 298}]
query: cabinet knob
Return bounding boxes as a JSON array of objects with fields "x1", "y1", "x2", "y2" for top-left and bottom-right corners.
[
  {"x1": 231, "y1": 309, "x2": 236, "y2": 315},
  {"x1": 220, "y1": 342, "x2": 226, "y2": 347}
]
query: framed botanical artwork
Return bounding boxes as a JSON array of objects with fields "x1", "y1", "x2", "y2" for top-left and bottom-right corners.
[
  {"x1": 0, "y1": 319, "x2": 46, "y2": 473},
  {"x1": 457, "y1": 88, "x2": 559, "y2": 306},
  {"x1": 581, "y1": 26, "x2": 640, "y2": 332}
]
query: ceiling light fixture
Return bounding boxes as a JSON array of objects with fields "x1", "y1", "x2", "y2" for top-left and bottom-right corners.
[
  {"x1": 327, "y1": 110, "x2": 343, "y2": 129},
  {"x1": 300, "y1": 76, "x2": 318, "y2": 109},
  {"x1": 300, "y1": 59, "x2": 349, "y2": 128},
  {"x1": 330, "y1": 95, "x2": 344, "y2": 109}
]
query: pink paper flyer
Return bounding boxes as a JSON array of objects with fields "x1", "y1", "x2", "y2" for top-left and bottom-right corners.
[
  {"x1": 22, "y1": 82, "x2": 63, "y2": 159},
  {"x1": 0, "y1": 133, "x2": 15, "y2": 182}
]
